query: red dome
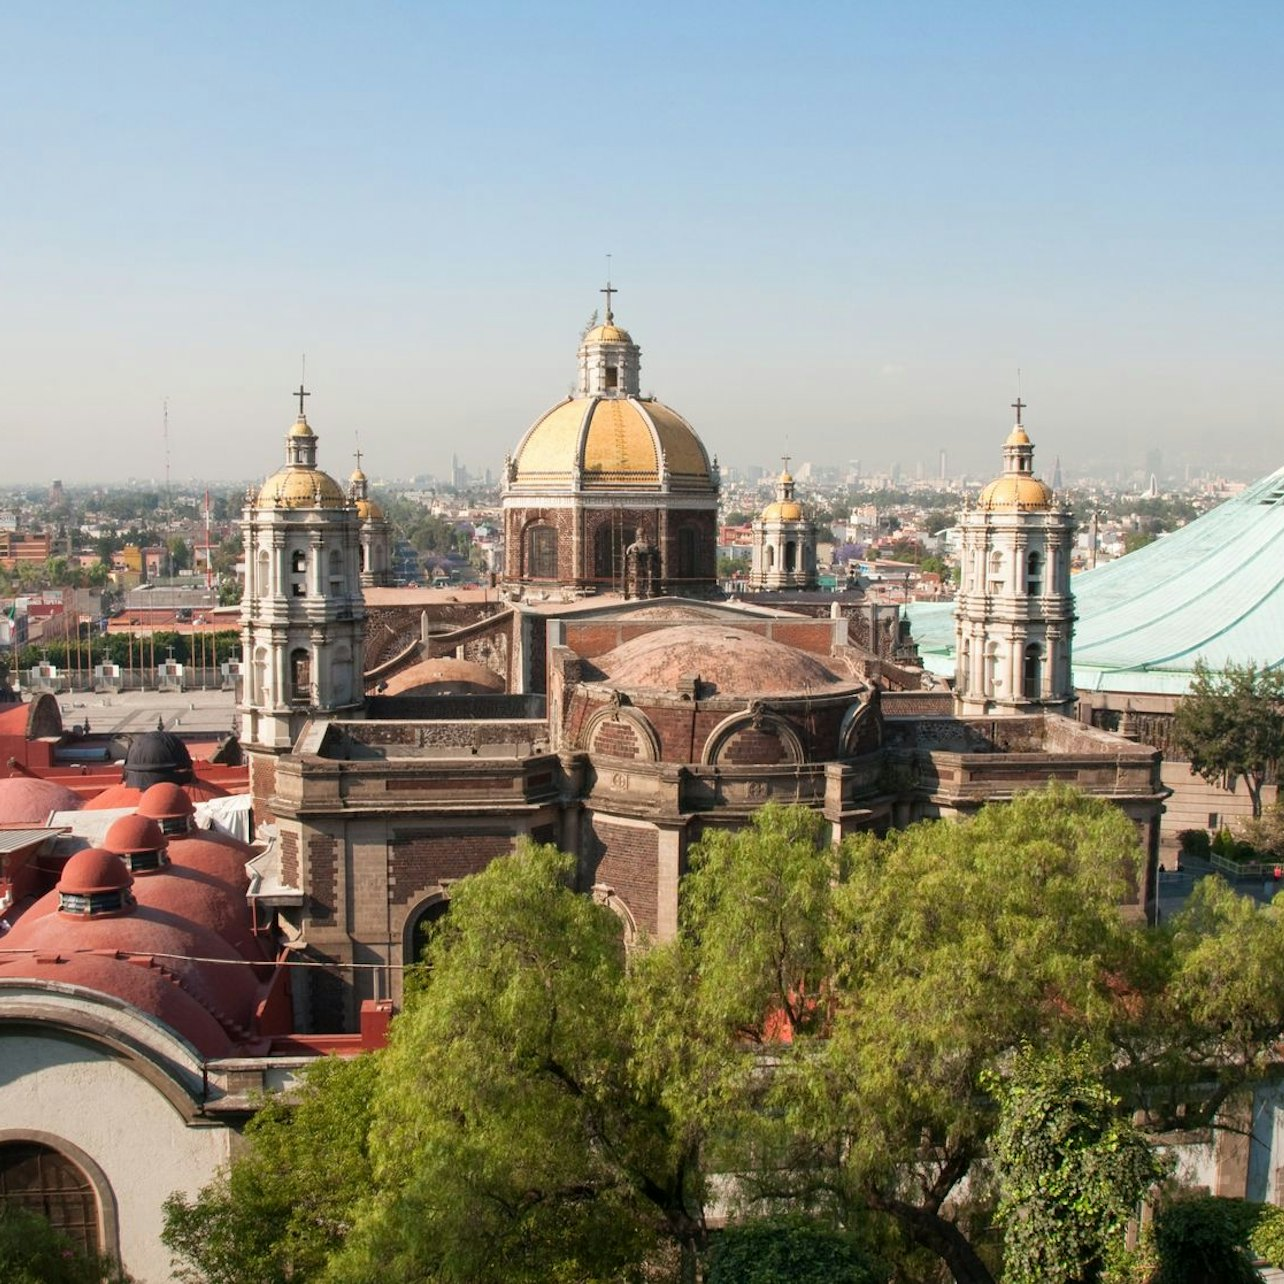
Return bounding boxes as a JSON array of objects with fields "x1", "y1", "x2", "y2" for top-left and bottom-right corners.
[
  {"x1": 166, "y1": 833, "x2": 253, "y2": 892},
  {"x1": 0, "y1": 777, "x2": 83, "y2": 824},
  {"x1": 138, "y1": 782, "x2": 195, "y2": 821},
  {"x1": 130, "y1": 864, "x2": 268, "y2": 967},
  {"x1": 0, "y1": 951, "x2": 235, "y2": 1057},
  {"x1": 82, "y1": 782, "x2": 140, "y2": 812},
  {"x1": 58, "y1": 848, "x2": 133, "y2": 896},
  {"x1": 103, "y1": 814, "x2": 166, "y2": 856}
]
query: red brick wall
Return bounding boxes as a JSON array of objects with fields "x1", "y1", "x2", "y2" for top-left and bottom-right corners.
[
  {"x1": 590, "y1": 718, "x2": 642, "y2": 759},
  {"x1": 716, "y1": 725, "x2": 788, "y2": 765},
  {"x1": 250, "y1": 754, "x2": 277, "y2": 825},
  {"x1": 281, "y1": 830, "x2": 299, "y2": 889},
  {"x1": 309, "y1": 833, "x2": 338, "y2": 923},
  {"x1": 389, "y1": 832, "x2": 516, "y2": 907},
  {"x1": 585, "y1": 816, "x2": 659, "y2": 937}
]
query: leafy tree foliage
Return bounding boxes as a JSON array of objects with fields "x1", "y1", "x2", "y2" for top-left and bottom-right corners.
[
  {"x1": 1172, "y1": 659, "x2": 1284, "y2": 817},
  {"x1": 1151, "y1": 1195, "x2": 1263, "y2": 1284},
  {"x1": 330, "y1": 841, "x2": 706, "y2": 1283},
  {"x1": 706, "y1": 1217, "x2": 883, "y2": 1283},
  {"x1": 162, "y1": 790, "x2": 1284, "y2": 1284},
  {"x1": 988, "y1": 1042, "x2": 1171, "y2": 1283},
  {"x1": 0, "y1": 1204, "x2": 130, "y2": 1284},
  {"x1": 162, "y1": 1053, "x2": 377, "y2": 1284}
]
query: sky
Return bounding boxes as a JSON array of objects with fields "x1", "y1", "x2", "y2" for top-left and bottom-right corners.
[{"x1": 1, "y1": 1, "x2": 1281, "y2": 486}]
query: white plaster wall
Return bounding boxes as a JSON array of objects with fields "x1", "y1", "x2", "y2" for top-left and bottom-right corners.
[{"x1": 0, "y1": 1031, "x2": 234, "y2": 1284}]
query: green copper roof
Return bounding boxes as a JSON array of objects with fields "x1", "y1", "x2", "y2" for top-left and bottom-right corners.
[{"x1": 906, "y1": 465, "x2": 1284, "y2": 695}]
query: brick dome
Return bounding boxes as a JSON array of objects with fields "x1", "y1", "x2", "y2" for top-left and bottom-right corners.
[{"x1": 591, "y1": 625, "x2": 846, "y2": 697}]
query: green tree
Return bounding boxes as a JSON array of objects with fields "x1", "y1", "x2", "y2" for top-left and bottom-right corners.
[
  {"x1": 0, "y1": 1204, "x2": 131, "y2": 1284},
  {"x1": 162, "y1": 1052, "x2": 377, "y2": 1284},
  {"x1": 987, "y1": 1042, "x2": 1171, "y2": 1284},
  {"x1": 706, "y1": 1217, "x2": 883, "y2": 1283},
  {"x1": 1171, "y1": 659, "x2": 1284, "y2": 817},
  {"x1": 332, "y1": 841, "x2": 704, "y2": 1283},
  {"x1": 763, "y1": 786, "x2": 1151, "y2": 1284},
  {"x1": 1151, "y1": 1195, "x2": 1263, "y2": 1284}
]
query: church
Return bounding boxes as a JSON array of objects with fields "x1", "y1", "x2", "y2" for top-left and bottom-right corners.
[{"x1": 236, "y1": 294, "x2": 1167, "y2": 1032}]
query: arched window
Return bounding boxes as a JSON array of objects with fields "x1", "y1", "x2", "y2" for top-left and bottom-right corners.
[
  {"x1": 290, "y1": 648, "x2": 311, "y2": 702},
  {"x1": 1023, "y1": 644, "x2": 1043, "y2": 699},
  {"x1": 0, "y1": 1142, "x2": 100, "y2": 1256},
  {"x1": 1027, "y1": 550, "x2": 1042, "y2": 596},
  {"x1": 253, "y1": 645, "x2": 269, "y2": 704},
  {"x1": 526, "y1": 525, "x2": 558, "y2": 581},
  {"x1": 291, "y1": 548, "x2": 307, "y2": 597},
  {"x1": 328, "y1": 548, "x2": 343, "y2": 595},
  {"x1": 784, "y1": 539, "x2": 797, "y2": 572},
  {"x1": 594, "y1": 525, "x2": 626, "y2": 587},
  {"x1": 765, "y1": 545, "x2": 775, "y2": 570},
  {"x1": 332, "y1": 644, "x2": 353, "y2": 706},
  {"x1": 984, "y1": 642, "x2": 1000, "y2": 697},
  {"x1": 256, "y1": 548, "x2": 270, "y2": 597},
  {"x1": 677, "y1": 527, "x2": 698, "y2": 582},
  {"x1": 987, "y1": 551, "x2": 1004, "y2": 595}
]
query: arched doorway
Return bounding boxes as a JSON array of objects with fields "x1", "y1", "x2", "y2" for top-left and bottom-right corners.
[
  {"x1": 404, "y1": 894, "x2": 452, "y2": 966},
  {"x1": 0, "y1": 1140, "x2": 102, "y2": 1256}
]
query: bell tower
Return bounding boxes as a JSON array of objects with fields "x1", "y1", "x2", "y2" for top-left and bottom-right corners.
[
  {"x1": 240, "y1": 388, "x2": 366, "y2": 814},
  {"x1": 954, "y1": 401, "x2": 1075, "y2": 716}
]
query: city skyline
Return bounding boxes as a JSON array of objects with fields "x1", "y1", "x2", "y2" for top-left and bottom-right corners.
[{"x1": 1, "y1": 2, "x2": 1280, "y2": 484}]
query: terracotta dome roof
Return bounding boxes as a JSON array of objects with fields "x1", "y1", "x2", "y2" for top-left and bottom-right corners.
[
  {"x1": 510, "y1": 397, "x2": 716, "y2": 493},
  {"x1": 4, "y1": 901, "x2": 262, "y2": 1041},
  {"x1": 85, "y1": 775, "x2": 230, "y2": 812},
  {"x1": 355, "y1": 497, "x2": 385, "y2": 521},
  {"x1": 380, "y1": 657, "x2": 506, "y2": 697},
  {"x1": 591, "y1": 626, "x2": 846, "y2": 697},
  {"x1": 0, "y1": 778, "x2": 83, "y2": 824},
  {"x1": 138, "y1": 782, "x2": 195, "y2": 821},
  {"x1": 0, "y1": 951, "x2": 235, "y2": 1057},
  {"x1": 166, "y1": 832, "x2": 254, "y2": 892},
  {"x1": 129, "y1": 860, "x2": 266, "y2": 965},
  {"x1": 103, "y1": 814, "x2": 166, "y2": 857},
  {"x1": 59, "y1": 847, "x2": 133, "y2": 896}
]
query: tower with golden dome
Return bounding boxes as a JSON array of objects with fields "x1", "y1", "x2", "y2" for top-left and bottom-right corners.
[
  {"x1": 748, "y1": 460, "x2": 817, "y2": 590},
  {"x1": 239, "y1": 390, "x2": 366, "y2": 801},
  {"x1": 501, "y1": 286, "x2": 720, "y2": 597},
  {"x1": 953, "y1": 401, "x2": 1075, "y2": 715},
  {"x1": 348, "y1": 454, "x2": 391, "y2": 587}
]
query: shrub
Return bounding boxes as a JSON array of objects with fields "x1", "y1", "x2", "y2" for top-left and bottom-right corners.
[{"x1": 1177, "y1": 829, "x2": 1211, "y2": 858}]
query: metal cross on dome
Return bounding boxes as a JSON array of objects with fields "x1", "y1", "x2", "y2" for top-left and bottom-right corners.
[
  {"x1": 294, "y1": 383, "x2": 310, "y2": 417},
  {"x1": 1011, "y1": 397, "x2": 1026, "y2": 426},
  {"x1": 600, "y1": 279, "x2": 617, "y2": 323}
]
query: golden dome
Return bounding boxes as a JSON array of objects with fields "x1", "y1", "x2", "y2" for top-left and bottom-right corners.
[
  {"x1": 257, "y1": 466, "x2": 348, "y2": 510},
  {"x1": 583, "y1": 323, "x2": 633, "y2": 345},
  {"x1": 977, "y1": 474, "x2": 1054, "y2": 512},
  {"x1": 762, "y1": 500, "x2": 804, "y2": 522},
  {"x1": 350, "y1": 466, "x2": 367, "y2": 483},
  {"x1": 1004, "y1": 425, "x2": 1031, "y2": 447},
  {"x1": 288, "y1": 416, "x2": 316, "y2": 438},
  {"x1": 509, "y1": 395, "x2": 715, "y2": 492},
  {"x1": 355, "y1": 497, "x2": 384, "y2": 521}
]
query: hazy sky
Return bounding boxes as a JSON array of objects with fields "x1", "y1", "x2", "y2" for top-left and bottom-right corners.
[{"x1": 1, "y1": 2, "x2": 1281, "y2": 486}]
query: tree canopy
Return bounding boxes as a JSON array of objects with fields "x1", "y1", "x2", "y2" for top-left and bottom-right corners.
[
  {"x1": 164, "y1": 789, "x2": 1284, "y2": 1284},
  {"x1": 1171, "y1": 659, "x2": 1284, "y2": 817}
]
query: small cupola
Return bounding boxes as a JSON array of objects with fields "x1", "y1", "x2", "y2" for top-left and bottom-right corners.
[
  {"x1": 138, "y1": 781, "x2": 195, "y2": 838},
  {"x1": 103, "y1": 814, "x2": 170, "y2": 875},
  {"x1": 57, "y1": 847, "x2": 136, "y2": 918}
]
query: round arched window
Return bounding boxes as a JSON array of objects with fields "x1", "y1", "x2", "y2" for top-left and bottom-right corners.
[{"x1": 0, "y1": 1141, "x2": 100, "y2": 1255}]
